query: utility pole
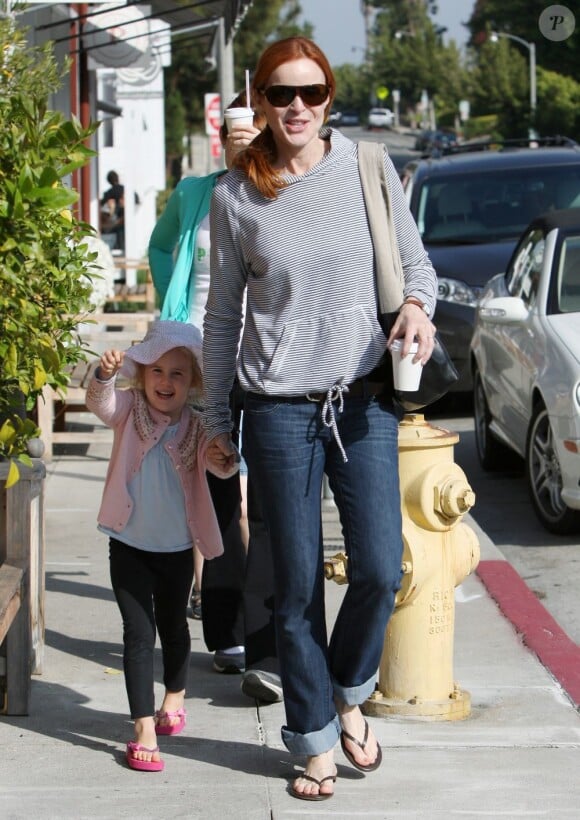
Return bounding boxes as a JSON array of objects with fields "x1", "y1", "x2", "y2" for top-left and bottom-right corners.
[
  {"x1": 217, "y1": 17, "x2": 235, "y2": 115},
  {"x1": 360, "y1": 1, "x2": 373, "y2": 61}
]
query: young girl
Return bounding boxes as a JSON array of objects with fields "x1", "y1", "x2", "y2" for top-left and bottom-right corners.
[
  {"x1": 148, "y1": 91, "x2": 270, "y2": 681},
  {"x1": 86, "y1": 320, "x2": 238, "y2": 772}
]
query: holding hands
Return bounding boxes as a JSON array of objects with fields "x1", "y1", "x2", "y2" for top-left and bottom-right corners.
[
  {"x1": 206, "y1": 432, "x2": 240, "y2": 474},
  {"x1": 98, "y1": 349, "x2": 125, "y2": 380}
]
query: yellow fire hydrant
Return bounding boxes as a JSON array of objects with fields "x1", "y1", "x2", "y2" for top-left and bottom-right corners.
[{"x1": 324, "y1": 413, "x2": 480, "y2": 720}]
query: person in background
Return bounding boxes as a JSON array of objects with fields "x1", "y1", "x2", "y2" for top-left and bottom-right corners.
[
  {"x1": 85, "y1": 320, "x2": 237, "y2": 772},
  {"x1": 203, "y1": 37, "x2": 437, "y2": 800},
  {"x1": 149, "y1": 93, "x2": 281, "y2": 703},
  {"x1": 100, "y1": 170, "x2": 125, "y2": 252}
]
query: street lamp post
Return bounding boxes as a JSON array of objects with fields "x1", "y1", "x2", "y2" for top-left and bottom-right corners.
[{"x1": 490, "y1": 30, "x2": 536, "y2": 121}]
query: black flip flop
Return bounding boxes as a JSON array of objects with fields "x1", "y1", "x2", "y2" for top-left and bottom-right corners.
[
  {"x1": 289, "y1": 773, "x2": 336, "y2": 801},
  {"x1": 340, "y1": 719, "x2": 383, "y2": 772}
]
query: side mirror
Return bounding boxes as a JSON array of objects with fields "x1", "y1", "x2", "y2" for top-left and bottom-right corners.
[{"x1": 478, "y1": 296, "x2": 529, "y2": 323}]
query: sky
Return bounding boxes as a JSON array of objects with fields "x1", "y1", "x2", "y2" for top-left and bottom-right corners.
[{"x1": 298, "y1": 0, "x2": 477, "y2": 65}]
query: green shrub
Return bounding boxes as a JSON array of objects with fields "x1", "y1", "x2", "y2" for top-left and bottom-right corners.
[
  {"x1": 462, "y1": 114, "x2": 501, "y2": 141},
  {"x1": 0, "y1": 18, "x2": 98, "y2": 484}
]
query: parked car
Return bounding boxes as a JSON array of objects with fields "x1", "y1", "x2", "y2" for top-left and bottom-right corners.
[
  {"x1": 470, "y1": 209, "x2": 580, "y2": 534},
  {"x1": 414, "y1": 129, "x2": 458, "y2": 155},
  {"x1": 328, "y1": 109, "x2": 342, "y2": 124},
  {"x1": 368, "y1": 107, "x2": 394, "y2": 129},
  {"x1": 400, "y1": 140, "x2": 580, "y2": 391},
  {"x1": 427, "y1": 130, "x2": 459, "y2": 156},
  {"x1": 414, "y1": 129, "x2": 436, "y2": 152},
  {"x1": 339, "y1": 110, "x2": 360, "y2": 127}
]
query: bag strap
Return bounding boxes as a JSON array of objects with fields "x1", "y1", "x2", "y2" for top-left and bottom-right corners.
[{"x1": 357, "y1": 141, "x2": 404, "y2": 314}]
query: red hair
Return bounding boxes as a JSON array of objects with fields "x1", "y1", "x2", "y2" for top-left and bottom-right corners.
[{"x1": 233, "y1": 37, "x2": 336, "y2": 199}]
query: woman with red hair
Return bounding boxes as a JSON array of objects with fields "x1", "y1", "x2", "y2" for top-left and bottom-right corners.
[{"x1": 203, "y1": 36, "x2": 437, "y2": 801}]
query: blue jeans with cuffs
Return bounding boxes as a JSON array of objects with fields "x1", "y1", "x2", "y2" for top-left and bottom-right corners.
[{"x1": 242, "y1": 391, "x2": 402, "y2": 755}]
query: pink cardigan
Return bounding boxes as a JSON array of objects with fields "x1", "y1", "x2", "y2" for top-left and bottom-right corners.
[{"x1": 86, "y1": 375, "x2": 237, "y2": 559}]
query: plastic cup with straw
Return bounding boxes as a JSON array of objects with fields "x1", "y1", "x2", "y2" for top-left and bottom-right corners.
[{"x1": 224, "y1": 69, "x2": 254, "y2": 132}]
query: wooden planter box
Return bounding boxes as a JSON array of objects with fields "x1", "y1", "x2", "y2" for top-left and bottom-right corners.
[{"x1": 0, "y1": 459, "x2": 45, "y2": 715}]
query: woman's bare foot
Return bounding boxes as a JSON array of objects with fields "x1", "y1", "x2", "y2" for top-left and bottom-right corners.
[
  {"x1": 291, "y1": 750, "x2": 337, "y2": 799},
  {"x1": 132, "y1": 716, "x2": 160, "y2": 762},
  {"x1": 156, "y1": 688, "x2": 185, "y2": 730},
  {"x1": 336, "y1": 702, "x2": 381, "y2": 770}
]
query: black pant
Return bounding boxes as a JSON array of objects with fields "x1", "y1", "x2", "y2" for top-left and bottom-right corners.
[
  {"x1": 202, "y1": 471, "x2": 246, "y2": 650},
  {"x1": 201, "y1": 389, "x2": 277, "y2": 671},
  {"x1": 243, "y1": 478, "x2": 278, "y2": 672},
  {"x1": 109, "y1": 538, "x2": 193, "y2": 719}
]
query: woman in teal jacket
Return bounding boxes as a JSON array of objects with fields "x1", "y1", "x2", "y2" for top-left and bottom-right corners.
[
  {"x1": 150, "y1": 171, "x2": 221, "y2": 325},
  {"x1": 148, "y1": 97, "x2": 280, "y2": 698}
]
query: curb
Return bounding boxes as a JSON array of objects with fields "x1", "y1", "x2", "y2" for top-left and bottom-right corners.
[{"x1": 477, "y1": 559, "x2": 580, "y2": 708}]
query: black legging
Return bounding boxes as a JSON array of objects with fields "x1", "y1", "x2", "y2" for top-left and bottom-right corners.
[{"x1": 109, "y1": 538, "x2": 193, "y2": 719}]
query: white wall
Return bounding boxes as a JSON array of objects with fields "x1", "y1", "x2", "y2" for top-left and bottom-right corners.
[
  {"x1": 20, "y1": 5, "x2": 170, "y2": 286},
  {"x1": 96, "y1": 59, "x2": 166, "y2": 282}
]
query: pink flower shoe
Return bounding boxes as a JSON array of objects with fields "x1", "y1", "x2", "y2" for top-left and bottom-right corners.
[
  {"x1": 126, "y1": 741, "x2": 164, "y2": 772},
  {"x1": 155, "y1": 707, "x2": 186, "y2": 736}
]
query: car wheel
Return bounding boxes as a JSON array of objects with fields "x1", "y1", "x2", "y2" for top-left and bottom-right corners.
[
  {"x1": 473, "y1": 367, "x2": 508, "y2": 470},
  {"x1": 525, "y1": 403, "x2": 580, "y2": 535}
]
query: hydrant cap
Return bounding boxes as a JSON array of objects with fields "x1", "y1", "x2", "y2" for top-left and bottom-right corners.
[{"x1": 399, "y1": 414, "x2": 458, "y2": 448}]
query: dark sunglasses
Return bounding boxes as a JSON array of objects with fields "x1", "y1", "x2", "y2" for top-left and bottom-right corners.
[{"x1": 262, "y1": 84, "x2": 330, "y2": 107}]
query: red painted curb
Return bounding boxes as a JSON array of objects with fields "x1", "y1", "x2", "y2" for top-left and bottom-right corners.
[{"x1": 476, "y1": 559, "x2": 580, "y2": 707}]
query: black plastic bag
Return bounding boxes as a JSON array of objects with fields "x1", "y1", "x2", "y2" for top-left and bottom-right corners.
[{"x1": 377, "y1": 311, "x2": 459, "y2": 412}]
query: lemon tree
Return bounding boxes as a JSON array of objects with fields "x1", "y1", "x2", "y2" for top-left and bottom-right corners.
[{"x1": 0, "y1": 18, "x2": 97, "y2": 482}]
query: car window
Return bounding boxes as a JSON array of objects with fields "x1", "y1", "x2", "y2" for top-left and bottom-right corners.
[
  {"x1": 506, "y1": 227, "x2": 544, "y2": 309},
  {"x1": 415, "y1": 167, "x2": 580, "y2": 243},
  {"x1": 557, "y1": 234, "x2": 580, "y2": 313}
]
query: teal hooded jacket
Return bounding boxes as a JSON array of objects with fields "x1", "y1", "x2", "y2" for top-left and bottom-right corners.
[{"x1": 148, "y1": 171, "x2": 224, "y2": 323}]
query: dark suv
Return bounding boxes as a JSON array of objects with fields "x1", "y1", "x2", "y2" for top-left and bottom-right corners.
[{"x1": 400, "y1": 141, "x2": 580, "y2": 392}]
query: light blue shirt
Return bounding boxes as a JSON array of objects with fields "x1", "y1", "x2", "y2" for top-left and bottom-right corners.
[{"x1": 99, "y1": 424, "x2": 192, "y2": 552}]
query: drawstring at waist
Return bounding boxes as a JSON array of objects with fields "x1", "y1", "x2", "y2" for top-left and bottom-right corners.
[
  {"x1": 310, "y1": 383, "x2": 349, "y2": 463},
  {"x1": 246, "y1": 377, "x2": 387, "y2": 465}
]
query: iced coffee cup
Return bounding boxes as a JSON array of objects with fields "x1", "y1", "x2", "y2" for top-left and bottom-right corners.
[
  {"x1": 390, "y1": 339, "x2": 423, "y2": 391},
  {"x1": 224, "y1": 107, "x2": 254, "y2": 132}
]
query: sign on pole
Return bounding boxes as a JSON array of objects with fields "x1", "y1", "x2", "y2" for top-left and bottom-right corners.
[
  {"x1": 205, "y1": 93, "x2": 222, "y2": 136},
  {"x1": 210, "y1": 134, "x2": 222, "y2": 159}
]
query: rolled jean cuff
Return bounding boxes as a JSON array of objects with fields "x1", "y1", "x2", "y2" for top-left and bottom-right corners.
[
  {"x1": 332, "y1": 671, "x2": 377, "y2": 706},
  {"x1": 281, "y1": 714, "x2": 341, "y2": 755}
]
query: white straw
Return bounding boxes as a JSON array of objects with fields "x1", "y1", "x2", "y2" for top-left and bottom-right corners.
[{"x1": 245, "y1": 69, "x2": 250, "y2": 107}]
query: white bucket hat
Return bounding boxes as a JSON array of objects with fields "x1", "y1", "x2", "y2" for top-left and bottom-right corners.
[{"x1": 121, "y1": 320, "x2": 203, "y2": 378}]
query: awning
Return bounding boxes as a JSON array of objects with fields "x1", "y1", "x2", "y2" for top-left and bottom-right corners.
[
  {"x1": 83, "y1": 4, "x2": 152, "y2": 67},
  {"x1": 33, "y1": 1, "x2": 254, "y2": 65}
]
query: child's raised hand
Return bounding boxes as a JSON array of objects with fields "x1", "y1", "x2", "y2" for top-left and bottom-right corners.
[{"x1": 99, "y1": 349, "x2": 124, "y2": 380}]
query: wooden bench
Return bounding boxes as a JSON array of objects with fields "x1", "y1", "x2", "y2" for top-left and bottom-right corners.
[
  {"x1": 106, "y1": 257, "x2": 156, "y2": 313},
  {"x1": 0, "y1": 460, "x2": 45, "y2": 715},
  {"x1": 36, "y1": 312, "x2": 155, "y2": 461}
]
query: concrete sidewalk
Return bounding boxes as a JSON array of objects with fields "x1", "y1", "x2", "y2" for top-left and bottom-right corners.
[{"x1": 1, "y1": 421, "x2": 580, "y2": 819}]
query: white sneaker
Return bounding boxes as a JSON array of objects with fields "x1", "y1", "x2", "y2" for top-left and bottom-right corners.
[{"x1": 213, "y1": 649, "x2": 245, "y2": 674}]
